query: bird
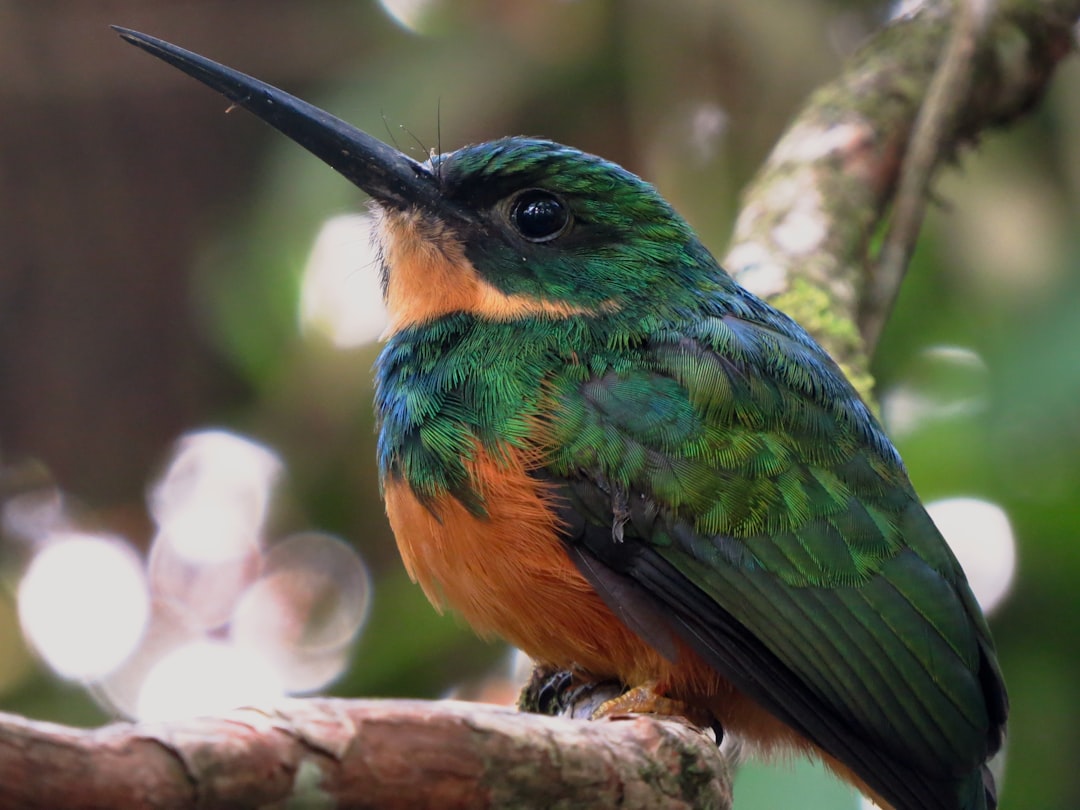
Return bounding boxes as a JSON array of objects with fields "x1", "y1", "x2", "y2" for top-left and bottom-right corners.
[{"x1": 115, "y1": 27, "x2": 1008, "y2": 810}]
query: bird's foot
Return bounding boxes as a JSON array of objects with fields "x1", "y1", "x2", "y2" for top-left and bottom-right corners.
[
  {"x1": 590, "y1": 681, "x2": 716, "y2": 731},
  {"x1": 518, "y1": 665, "x2": 625, "y2": 718},
  {"x1": 520, "y1": 667, "x2": 723, "y2": 744}
]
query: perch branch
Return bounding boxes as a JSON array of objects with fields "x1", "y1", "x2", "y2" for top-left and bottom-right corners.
[{"x1": 0, "y1": 699, "x2": 731, "y2": 810}]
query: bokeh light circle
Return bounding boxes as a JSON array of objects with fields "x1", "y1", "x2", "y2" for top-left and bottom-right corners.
[
  {"x1": 927, "y1": 497, "x2": 1016, "y2": 614},
  {"x1": 149, "y1": 429, "x2": 282, "y2": 564},
  {"x1": 136, "y1": 640, "x2": 283, "y2": 721},
  {"x1": 232, "y1": 532, "x2": 372, "y2": 692},
  {"x1": 18, "y1": 534, "x2": 149, "y2": 680}
]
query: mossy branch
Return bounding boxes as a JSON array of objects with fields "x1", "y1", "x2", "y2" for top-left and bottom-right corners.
[{"x1": 724, "y1": 0, "x2": 1080, "y2": 400}]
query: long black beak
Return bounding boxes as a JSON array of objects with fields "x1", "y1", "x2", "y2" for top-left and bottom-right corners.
[{"x1": 113, "y1": 27, "x2": 442, "y2": 213}]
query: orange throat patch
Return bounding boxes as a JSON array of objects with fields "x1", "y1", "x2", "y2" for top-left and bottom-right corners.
[{"x1": 374, "y1": 206, "x2": 612, "y2": 333}]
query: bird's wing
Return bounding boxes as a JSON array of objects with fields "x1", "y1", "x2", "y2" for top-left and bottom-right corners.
[{"x1": 540, "y1": 311, "x2": 1006, "y2": 810}]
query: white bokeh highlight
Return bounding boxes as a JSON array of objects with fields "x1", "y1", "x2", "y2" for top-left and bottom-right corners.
[
  {"x1": 232, "y1": 532, "x2": 373, "y2": 693},
  {"x1": 300, "y1": 214, "x2": 388, "y2": 347},
  {"x1": 927, "y1": 497, "x2": 1016, "y2": 614},
  {"x1": 688, "y1": 101, "x2": 729, "y2": 162},
  {"x1": 149, "y1": 429, "x2": 282, "y2": 564},
  {"x1": 882, "y1": 345, "x2": 988, "y2": 439},
  {"x1": 148, "y1": 538, "x2": 262, "y2": 631},
  {"x1": 13, "y1": 428, "x2": 373, "y2": 720},
  {"x1": 136, "y1": 641, "x2": 284, "y2": 721},
  {"x1": 18, "y1": 534, "x2": 149, "y2": 680},
  {"x1": 377, "y1": 0, "x2": 439, "y2": 34},
  {"x1": 1, "y1": 486, "x2": 66, "y2": 545}
]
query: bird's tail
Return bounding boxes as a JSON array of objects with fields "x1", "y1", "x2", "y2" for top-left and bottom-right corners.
[{"x1": 957, "y1": 764, "x2": 997, "y2": 810}]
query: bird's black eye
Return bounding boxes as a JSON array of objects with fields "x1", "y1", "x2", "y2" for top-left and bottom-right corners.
[{"x1": 508, "y1": 190, "x2": 571, "y2": 242}]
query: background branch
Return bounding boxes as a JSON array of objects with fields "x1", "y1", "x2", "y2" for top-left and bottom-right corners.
[
  {"x1": 724, "y1": 0, "x2": 1080, "y2": 394},
  {"x1": 866, "y1": 0, "x2": 986, "y2": 352}
]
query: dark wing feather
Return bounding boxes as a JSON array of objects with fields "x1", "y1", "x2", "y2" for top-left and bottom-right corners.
[
  {"x1": 541, "y1": 308, "x2": 1006, "y2": 810},
  {"x1": 554, "y1": 480, "x2": 993, "y2": 810}
]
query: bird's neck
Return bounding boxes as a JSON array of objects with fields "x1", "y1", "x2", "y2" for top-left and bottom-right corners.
[{"x1": 374, "y1": 313, "x2": 600, "y2": 512}]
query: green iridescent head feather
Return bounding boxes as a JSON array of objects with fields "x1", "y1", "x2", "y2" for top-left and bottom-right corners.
[{"x1": 429, "y1": 138, "x2": 728, "y2": 315}]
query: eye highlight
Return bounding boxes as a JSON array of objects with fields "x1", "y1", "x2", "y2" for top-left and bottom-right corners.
[{"x1": 507, "y1": 189, "x2": 571, "y2": 242}]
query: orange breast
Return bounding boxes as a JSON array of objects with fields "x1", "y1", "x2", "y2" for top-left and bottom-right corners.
[
  {"x1": 383, "y1": 444, "x2": 674, "y2": 684},
  {"x1": 383, "y1": 443, "x2": 819, "y2": 761}
]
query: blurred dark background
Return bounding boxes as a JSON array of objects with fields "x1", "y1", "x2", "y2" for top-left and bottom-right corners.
[{"x1": 1, "y1": 2, "x2": 1077, "y2": 807}]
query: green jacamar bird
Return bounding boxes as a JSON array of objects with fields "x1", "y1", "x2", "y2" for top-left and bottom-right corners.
[{"x1": 116, "y1": 28, "x2": 1007, "y2": 810}]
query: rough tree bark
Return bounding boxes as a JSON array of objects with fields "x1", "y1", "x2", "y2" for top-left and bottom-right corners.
[
  {"x1": 0, "y1": 0, "x2": 1077, "y2": 808},
  {"x1": 726, "y1": 0, "x2": 1080, "y2": 395},
  {"x1": 0, "y1": 700, "x2": 729, "y2": 810}
]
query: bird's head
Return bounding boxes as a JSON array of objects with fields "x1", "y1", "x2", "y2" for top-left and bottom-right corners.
[{"x1": 116, "y1": 29, "x2": 723, "y2": 334}]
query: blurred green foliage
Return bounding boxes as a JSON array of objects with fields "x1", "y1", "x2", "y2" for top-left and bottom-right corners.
[{"x1": 1, "y1": 2, "x2": 1078, "y2": 808}]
